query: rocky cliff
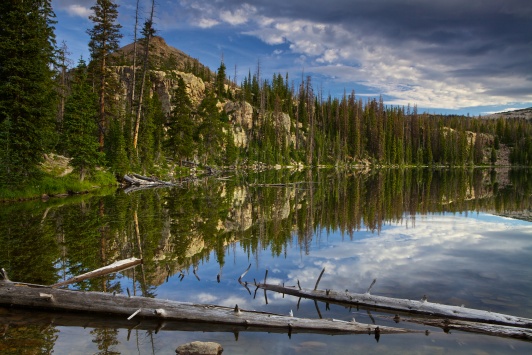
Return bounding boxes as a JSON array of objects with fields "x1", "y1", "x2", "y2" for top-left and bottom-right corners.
[{"x1": 111, "y1": 36, "x2": 293, "y2": 149}]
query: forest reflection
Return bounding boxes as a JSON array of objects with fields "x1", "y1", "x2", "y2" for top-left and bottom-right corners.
[
  {"x1": 1, "y1": 168, "x2": 530, "y2": 290},
  {"x1": 1, "y1": 168, "x2": 531, "y2": 353}
]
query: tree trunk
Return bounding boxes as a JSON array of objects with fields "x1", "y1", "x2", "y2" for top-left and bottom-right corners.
[
  {"x1": 0, "y1": 281, "x2": 410, "y2": 336},
  {"x1": 255, "y1": 282, "x2": 532, "y2": 329},
  {"x1": 133, "y1": 0, "x2": 155, "y2": 151}
]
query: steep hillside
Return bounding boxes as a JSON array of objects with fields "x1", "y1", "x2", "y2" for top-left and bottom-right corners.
[{"x1": 110, "y1": 37, "x2": 291, "y2": 150}]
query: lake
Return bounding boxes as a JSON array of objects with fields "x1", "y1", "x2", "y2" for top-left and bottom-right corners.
[{"x1": 1, "y1": 168, "x2": 531, "y2": 354}]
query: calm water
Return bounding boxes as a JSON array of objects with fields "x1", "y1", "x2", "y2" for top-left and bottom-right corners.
[{"x1": 1, "y1": 168, "x2": 531, "y2": 354}]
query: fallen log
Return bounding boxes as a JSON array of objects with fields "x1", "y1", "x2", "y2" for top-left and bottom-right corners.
[
  {"x1": 254, "y1": 280, "x2": 532, "y2": 329},
  {"x1": 51, "y1": 258, "x2": 142, "y2": 288},
  {"x1": 396, "y1": 316, "x2": 532, "y2": 341},
  {"x1": 123, "y1": 174, "x2": 176, "y2": 187},
  {"x1": 0, "y1": 281, "x2": 413, "y2": 336},
  {"x1": 0, "y1": 307, "x2": 401, "y2": 339}
]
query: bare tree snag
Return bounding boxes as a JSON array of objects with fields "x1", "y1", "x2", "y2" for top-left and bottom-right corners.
[
  {"x1": 133, "y1": 0, "x2": 156, "y2": 151},
  {"x1": 314, "y1": 267, "x2": 325, "y2": 290}
]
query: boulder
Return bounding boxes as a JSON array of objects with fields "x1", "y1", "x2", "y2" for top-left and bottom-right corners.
[{"x1": 175, "y1": 341, "x2": 223, "y2": 355}]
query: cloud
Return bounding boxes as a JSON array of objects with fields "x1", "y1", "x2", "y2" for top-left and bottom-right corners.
[
  {"x1": 220, "y1": 4, "x2": 256, "y2": 26},
  {"x1": 177, "y1": 0, "x2": 532, "y2": 110},
  {"x1": 65, "y1": 4, "x2": 92, "y2": 18},
  {"x1": 52, "y1": 0, "x2": 532, "y2": 112},
  {"x1": 283, "y1": 215, "x2": 532, "y2": 301},
  {"x1": 196, "y1": 292, "x2": 217, "y2": 303},
  {"x1": 197, "y1": 18, "x2": 220, "y2": 29}
]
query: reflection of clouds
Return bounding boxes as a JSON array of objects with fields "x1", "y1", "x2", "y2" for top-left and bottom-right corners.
[
  {"x1": 284, "y1": 214, "x2": 532, "y2": 313},
  {"x1": 196, "y1": 293, "x2": 217, "y2": 303},
  {"x1": 218, "y1": 295, "x2": 250, "y2": 308},
  {"x1": 188, "y1": 292, "x2": 250, "y2": 308}
]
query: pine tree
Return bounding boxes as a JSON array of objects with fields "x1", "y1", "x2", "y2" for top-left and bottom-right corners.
[
  {"x1": 87, "y1": 0, "x2": 122, "y2": 152},
  {"x1": 107, "y1": 119, "x2": 129, "y2": 177},
  {"x1": 197, "y1": 89, "x2": 225, "y2": 164},
  {"x1": 0, "y1": 0, "x2": 58, "y2": 183},
  {"x1": 215, "y1": 61, "x2": 227, "y2": 98},
  {"x1": 165, "y1": 77, "x2": 196, "y2": 163},
  {"x1": 63, "y1": 59, "x2": 102, "y2": 181}
]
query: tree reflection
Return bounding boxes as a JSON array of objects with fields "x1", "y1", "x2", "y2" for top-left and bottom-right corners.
[{"x1": 0, "y1": 168, "x2": 531, "y2": 352}]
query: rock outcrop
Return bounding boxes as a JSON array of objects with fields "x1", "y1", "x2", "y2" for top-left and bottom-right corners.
[{"x1": 111, "y1": 36, "x2": 294, "y2": 150}]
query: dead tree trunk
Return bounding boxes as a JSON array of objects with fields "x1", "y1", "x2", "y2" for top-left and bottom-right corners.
[
  {"x1": 252, "y1": 270, "x2": 532, "y2": 329},
  {"x1": 0, "y1": 281, "x2": 411, "y2": 336}
]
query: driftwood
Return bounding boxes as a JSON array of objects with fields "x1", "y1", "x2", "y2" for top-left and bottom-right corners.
[
  {"x1": 123, "y1": 174, "x2": 176, "y2": 187},
  {"x1": 51, "y1": 258, "x2": 143, "y2": 288},
  {"x1": 256, "y1": 282, "x2": 532, "y2": 329},
  {"x1": 0, "y1": 281, "x2": 412, "y2": 336},
  {"x1": 0, "y1": 307, "x2": 396, "y2": 339},
  {"x1": 255, "y1": 273, "x2": 532, "y2": 341},
  {"x1": 397, "y1": 316, "x2": 532, "y2": 341}
]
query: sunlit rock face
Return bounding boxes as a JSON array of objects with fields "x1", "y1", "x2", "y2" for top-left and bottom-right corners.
[
  {"x1": 152, "y1": 70, "x2": 206, "y2": 109},
  {"x1": 113, "y1": 66, "x2": 206, "y2": 111},
  {"x1": 224, "y1": 101, "x2": 253, "y2": 147},
  {"x1": 224, "y1": 101, "x2": 253, "y2": 128}
]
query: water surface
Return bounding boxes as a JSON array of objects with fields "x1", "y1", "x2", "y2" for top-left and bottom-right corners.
[{"x1": 1, "y1": 168, "x2": 531, "y2": 354}]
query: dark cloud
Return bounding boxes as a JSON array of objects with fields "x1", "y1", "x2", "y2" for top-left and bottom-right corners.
[
  {"x1": 217, "y1": 1, "x2": 531, "y2": 78},
  {"x1": 52, "y1": 0, "x2": 532, "y2": 111}
]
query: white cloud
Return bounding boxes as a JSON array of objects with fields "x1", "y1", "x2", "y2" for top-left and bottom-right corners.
[
  {"x1": 220, "y1": 4, "x2": 256, "y2": 26},
  {"x1": 66, "y1": 4, "x2": 92, "y2": 18},
  {"x1": 196, "y1": 292, "x2": 217, "y2": 303},
  {"x1": 197, "y1": 18, "x2": 220, "y2": 28},
  {"x1": 232, "y1": 10, "x2": 532, "y2": 110},
  {"x1": 284, "y1": 215, "x2": 532, "y2": 294}
]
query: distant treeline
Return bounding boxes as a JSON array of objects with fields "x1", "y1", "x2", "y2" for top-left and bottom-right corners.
[{"x1": 1, "y1": 1, "x2": 532, "y2": 187}]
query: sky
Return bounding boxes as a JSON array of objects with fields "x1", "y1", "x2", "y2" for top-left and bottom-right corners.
[{"x1": 51, "y1": 0, "x2": 532, "y2": 116}]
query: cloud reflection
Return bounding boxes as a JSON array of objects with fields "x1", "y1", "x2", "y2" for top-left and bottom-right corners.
[{"x1": 285, "y1": 214, "x2": 532, "y2": 314}]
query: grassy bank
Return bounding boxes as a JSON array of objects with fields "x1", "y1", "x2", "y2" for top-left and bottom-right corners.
[{"x1": 0, "y1": 170, "x2": 118, "y2": 202}]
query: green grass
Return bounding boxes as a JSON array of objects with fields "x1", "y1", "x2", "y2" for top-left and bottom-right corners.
[{"x1": 0, "y1": 170, "x2": 117, "y2": 201}]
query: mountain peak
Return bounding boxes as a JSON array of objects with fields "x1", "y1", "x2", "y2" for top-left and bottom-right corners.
[{"x1": 114, "y1": 36, "x2": 202, "y2": 71}]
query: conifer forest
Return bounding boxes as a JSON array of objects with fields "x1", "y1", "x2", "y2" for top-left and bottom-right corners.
[{"x1": 1, "y1": 0, "x2": 532, "y2": 189}]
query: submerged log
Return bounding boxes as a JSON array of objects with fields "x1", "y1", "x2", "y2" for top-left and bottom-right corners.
[
  {"x1": 0, "y1": 307, "x2": 400, "y2": 338},
  {"x1": 399, "y1": 316, "x2": 532, "y2": 341},
  {"x1": 51, "y1": 258, "x2": 142, "y2": 288},
  {"x1": 255, "y1": 283, "x2": 532, "y2": 329},
  {"x1": 0, "y1": 281, "x2": 412, "y2": 336}
]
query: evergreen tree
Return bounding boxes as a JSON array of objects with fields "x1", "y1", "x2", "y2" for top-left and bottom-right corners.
[
  {"x1": 107, "y1": 119, "x2": 129, "y2": 177},
  {"x1": 137, "y1": 89, "x2": 158, "y2": 173},
  {"x1": 197, "y1": 89, "x2": 225, "y2": 164},
  {"x1": 215, "y1": 61, "x2": 227, "y2": 98},
  {"x1": 87, "y1": 0, "x2": 122, "y2": 152},
  {"x1": 63, "y1": 59, "x2": 102, "y2": 181},
  {"x1": 165, "y1": 77, "x2": 196, "y2": 163},
  {"x1": 0, "y1": 0, "x2": 57, "y2": 183}
]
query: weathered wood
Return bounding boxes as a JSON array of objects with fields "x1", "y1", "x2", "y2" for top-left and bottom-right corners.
[
  {"x1": 256, "y1": 283, "x2": 532, "y2": 329},
  {"x1": 0, "y1": 307, "x2": 398, "y2": 337},
  {"x1": 400, "y1": 316, "x2": 532, "y2": 341},
  {"x1": 123, "y1": 174, "x2": 176, "y2": 187},
  {"x1": 0, "y1": 281, "x2": 412, "y2": 335},
  {"x1": 51, "y1": 258, "x2": 143, "y2": 288}
]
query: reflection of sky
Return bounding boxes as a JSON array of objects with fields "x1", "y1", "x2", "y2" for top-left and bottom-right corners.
[
  {"x1": 157, "y1": 212, "x2": 532, "y2": 320},
  {"x1": 49, "y1": 212, "x2": 532, "y2": 354}
]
